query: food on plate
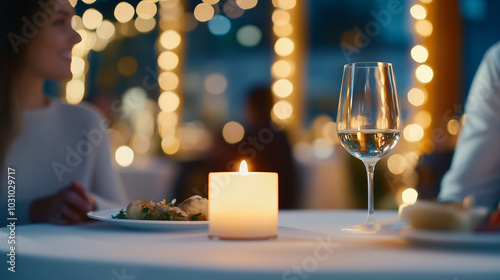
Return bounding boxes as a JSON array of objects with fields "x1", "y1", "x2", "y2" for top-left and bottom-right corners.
[
  {"x1": 113, "y1": 196, "x2": 208, "y2": 221},
  {"x1": 179, "y1": 195, "x2": 208, "y2": 221},
  {"x1": 400, "y1": 198, "x2": 488, "y2": 231}
]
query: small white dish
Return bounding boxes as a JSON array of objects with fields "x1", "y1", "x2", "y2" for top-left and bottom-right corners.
[
  {"x1": 87, "y1": 208, "x2": 208, "y2": 231},
  {"x1": 401, "y1": 227, "x2": 500, "y2": 246}
]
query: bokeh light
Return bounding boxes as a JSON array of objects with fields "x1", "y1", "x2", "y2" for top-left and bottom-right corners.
[
  {"x1": 135, "y1": 17, "x2": 156, "y2": 33},
  {"x1": 158, "y1": 91, "x2": 180, "y2": 112},
  {"x1": 204, "y1": 74, "x2": 228, "y2": 95},
  {"x1": 158, "y1": 51, "x2": 179, "y2": 71},
  {"x1": 272, "y1": 79, "x2": 293, "y2": 98},
  {"x1": 223, "y1": 0, "x2": 244, "y2": 19},
  {"x1": 411, "y1": 45, "x2": 429, "y2": 63},
  {"x1": 402, "y1": 188, "x2": 418, "y2": 204},
  {"x1": 208, "y1": 15, "x2": 231, "y2": 36},
  {"x1": 415, "y1": 20, "x2": 433, "y2": 37},
  {"x1": 407, "y1": 88, "x2": 426, "y2": 106},
  {"x1": 415, "y1": 65, "x2": 434, "y2": 83},
  {"x1": 160, "y1": 30, "x2": 181, "y2": 50},
  {"x1": 66, "y1": 80, "x2": 85, "y2": 104},
  {"x1": 115, "y1": 2, "x2": 135, "y2": 23},
  {"x1": 387, "y1": 154, "x2": 406, "y2": 175},
  {"x1": 447, "y1": 119, "x2": 461, "y2": 135},
  {"x1": 274, "y1": 37, "x2": 294, "y2": 56},
  {"x1": 194, "y1": 3, "x2": 214, "y2": 22},
  {"x1": 271, "y1": 60, "x2": 293, "y2": 79},
  {"x1": 273, "y1": 100, "x2": 293, "y2": 120},
  {"x1": 82, "y1": 8, "x2": 103, "y2": 30},
  {"x1": 410, "y1": 4, "x2": 427, "y2": 20},
  {"x1": 96, "y1": 20, "x2": 116, "y2": 40},
  {"x1": 236, "y1": 0, "x2": 258, "y2": 10},
  {"x1": 136, "y1": 1, "x2": 158, "y2": 20},
  {"x1": 161, "y1": 136, "x2": 180, "y2": 155},
  {"x1": 274, "y1": 0, "x2": 296, "y2": 10},
  {"x1": 312, "y1": 138, "x2": 334, "y2": 159},
  {"x1": 236, "y1": 25, "x2": 262, "y2": 47},
  {"x1": 115, "y1": 146, "x2": 134, "y2": 167},
  {"x1": 403, "y1": 124, "x2": 424, "y2": 142},
  {"x1": 414, "y1": 110, "x2": 432, "y2": 128},
  {"x1": 159, "y1": 72, "x2": 180, "y2": 91},
  {"x1": 70, "y1": 56, "x2": 85, "y2": 77},
  {"x1": 222, "y1": 121, "x2": 245, "y2": 144}
]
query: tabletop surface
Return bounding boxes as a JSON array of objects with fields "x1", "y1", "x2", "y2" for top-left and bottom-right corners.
[{"x1": 1, "y1": 209, "x2": 499, "y2": 280}]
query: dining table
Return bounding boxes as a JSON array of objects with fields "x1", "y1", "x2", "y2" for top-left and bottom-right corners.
[{"x1": 1, "y1": 209, "x2": 499, "y2": 280}]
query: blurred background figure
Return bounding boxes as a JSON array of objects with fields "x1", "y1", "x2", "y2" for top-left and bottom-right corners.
[{"x1": 174, "y1": 86, "x2": 300, "y2": 209}]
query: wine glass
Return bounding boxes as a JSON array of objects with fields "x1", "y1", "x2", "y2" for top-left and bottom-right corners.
[{"x1": 336, "y1": 62, "x2": 402, "y2": 233}]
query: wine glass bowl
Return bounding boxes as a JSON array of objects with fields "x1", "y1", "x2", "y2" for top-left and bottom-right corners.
[{"x1": 337, "y1": 62, "x2": 402, "y2": 232}]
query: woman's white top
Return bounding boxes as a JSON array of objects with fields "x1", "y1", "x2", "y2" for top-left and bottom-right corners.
[{"x1": 1, "y1": 99, "x2": 126, "y2": 224}]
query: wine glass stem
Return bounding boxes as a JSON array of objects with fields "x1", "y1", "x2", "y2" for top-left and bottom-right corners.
[{"x1": 364, "y1": 161, "x2": 377, "y2": 223}]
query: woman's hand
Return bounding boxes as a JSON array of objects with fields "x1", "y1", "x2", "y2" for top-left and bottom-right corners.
[{"x1": 29, "y1": 181, "x2": 96, "y2": 225}]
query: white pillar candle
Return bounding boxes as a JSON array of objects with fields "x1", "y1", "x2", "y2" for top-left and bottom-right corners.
[{"x1": 209, "y1": 160, "x2": 278, "y2": 239}]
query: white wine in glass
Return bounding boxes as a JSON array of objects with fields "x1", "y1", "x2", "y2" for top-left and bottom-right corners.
[{"x1": 336, "y1": 62, "x2": 402, "y2": 233}]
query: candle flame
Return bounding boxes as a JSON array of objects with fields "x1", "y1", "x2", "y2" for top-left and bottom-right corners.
[{"x1": 239, "y1": 160, "x2": 248, "y2": 175}]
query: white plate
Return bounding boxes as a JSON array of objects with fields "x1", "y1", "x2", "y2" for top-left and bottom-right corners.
[
  {"x1": 87, "y1": 209, "x2": 208, "y2": 231},
  {"x1": 401, "y1": 227, "x2": 500, "y2": 246}
]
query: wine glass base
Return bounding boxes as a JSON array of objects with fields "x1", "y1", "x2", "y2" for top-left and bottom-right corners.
[{"x1": 342, "y1": 222, "x2": 381, "y2": 234}]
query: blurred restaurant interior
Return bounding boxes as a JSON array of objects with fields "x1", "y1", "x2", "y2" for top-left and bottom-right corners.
[{"x1": 52, "y1": 0, "x2": 500, "y2": 210}]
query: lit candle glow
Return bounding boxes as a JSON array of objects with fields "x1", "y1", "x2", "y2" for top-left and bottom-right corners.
[{"x1": 209, "y1": 160, "x2": 278, "y2": 239}]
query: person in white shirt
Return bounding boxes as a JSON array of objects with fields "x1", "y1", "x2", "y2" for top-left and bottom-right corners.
[
  {"x1": 439, "y1": 41, "x2": 500, "y2": 209},
  {"x1": 0, "y1": 0, "x2": 126, "y2": 224}
]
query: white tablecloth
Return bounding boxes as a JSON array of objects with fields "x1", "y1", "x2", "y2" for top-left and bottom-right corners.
[{"x1": 1, "y1": 210, "x2": 499, "y2": 280}]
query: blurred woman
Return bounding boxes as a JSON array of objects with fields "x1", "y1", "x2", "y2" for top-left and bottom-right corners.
[{"x1": 0, "y1": 0, "x2": 126, "y2": 224}]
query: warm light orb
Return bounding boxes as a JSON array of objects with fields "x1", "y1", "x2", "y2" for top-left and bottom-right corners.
[
  {"x1": 66, "y1": 80, "x2": 85, "y2": 104},
  {"x1": 115, "y1": 146, "x2": 134, "y2": 167},
  {"x1": 117, "y1": 56, "x2": 138, "y2": 77},
  {"x1": 447, "y1": 119, "x2": 461, "y2": 135},
  {"x1": 387, "y1": 154, "x2": 406, "y2": 175},
  {"x1": 96, "y1": 20, "x2": 116, "y2": 40},
  {"x1": 415, "y1": 65, "x2": 434, "y2": 83},
  {"x1": 410, "y1": 4, "x2": 427, "y2": 20},
  {"x1": 273, "y1": 100, "x2": 293, "y2": 120},
  {"x1": 272, "y1": 79, "x2": 293, "y2": 98},
  {"x1": 239, "y1": 160, "x2": 249, "y2": 174},
  {"x1": 222, "y1": 121, "x2": 245, "y2": 144},
  {"x1": 161, "y1": 136, "x2": 180, "y2": 155},
  {"x1": 158, "y1": 51, "x2": 179, "y2": 71},
  {"x1": 403, "y1": 124, "x2": 424, "y2": 142},
  {"x1": 71, "y1": 56, "x2": 85, "y2": 77},
  {"x1": 415, "y1": 20, "x2": 433, "y2": 37},
  {"x1": 272, "y1": 9, "x2": 290, "y2": 26},
  {"x1": 271, "y1": 60, "x2": 292, "y2": 78},
  {"x1": 158, "y1": 91, "x2": 180, "y2": 112},
  {"x1": 135, "y1": 17, "x2": 156, "y2": 33},
  {"x1": 407, "y1": 88, "x2": 426, "y2": 106},
  {"x1": 236, "y1": 0, "x2": 258, "y2": 10},
  {"x1": 274, "y1": 0, "x2": 296, "y2": 10},
  {"x1": 411, "y1": 45, "x2": 429, "y2": 63},
  {"x1": 82, "y1": 8, "x2": 103, "y2": 30},
  {"x1": 136, "y1": 0, "x2": 158, "y2": 20},
  {"x1": 274, "y1": 37, "x2": 294, "y2": 57},
  {"x1": 115, "y1": 2, "x2": 135, "y2": 23},
  {"x1": 414, "y1": 110, "x2": 432, "y2": 128},
  {"x1": 194, "y1": 3, "x2": 215, "y2": 22},
  {"x1": 273, "y1": 23, "x2": 293, "y2": 37},
  {"x1": 159, "y1": 72, "x2": 179, "y2": 91},
  {"x1": 402, "y1": 188, "x2": 418, "y2": 205},
  {"x1": 203, "y1": 0, "x2": 220, "y2": 4},
  {"x1": 160, "y1": 30, "x2": 181, "y2": 50}
]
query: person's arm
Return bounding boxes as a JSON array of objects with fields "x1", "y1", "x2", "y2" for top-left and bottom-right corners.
[{"x1": 439, "y1": 43, "x2": 500, "y2": 208}]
